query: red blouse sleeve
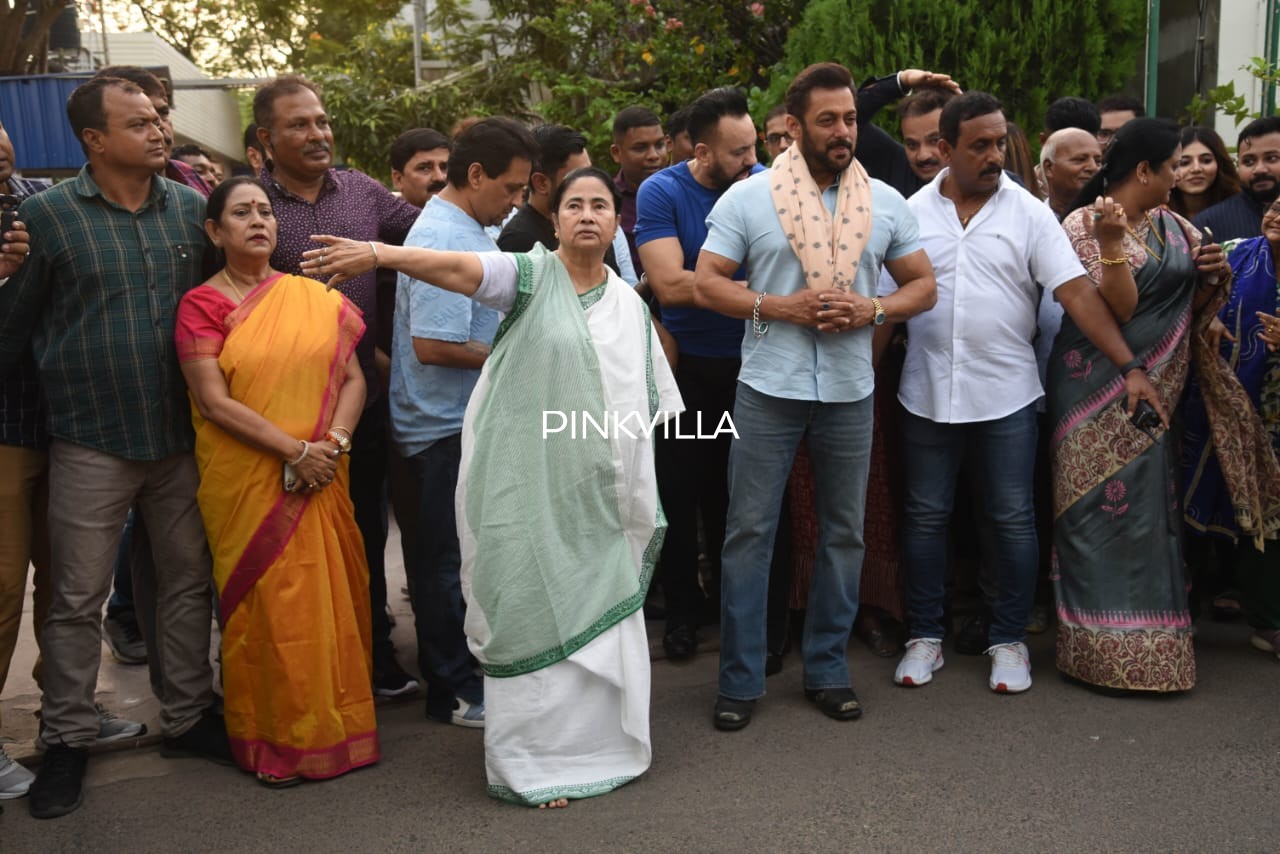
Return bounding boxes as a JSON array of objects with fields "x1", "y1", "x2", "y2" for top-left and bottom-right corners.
[{"x1": 175, "y1": 286, "x2": 234, "y2": 363}]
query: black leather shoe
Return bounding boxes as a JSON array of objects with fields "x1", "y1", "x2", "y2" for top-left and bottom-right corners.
[
  {"x1": 954, "y1": 612, "x2": 991, "y2": 656},
  {"x1": 662, "y1": 625, "x2": 697, "y2": 661},
  {"x1": 29, "y1": 744, "x2": 88, "y2": 819},
  {"x1": 805, "y1": 686, "x2": 863, "y2": 720},
  {"x1": 713, "y1": 696, "x2": 755, "y2": 731},
  {"x1": 161, "y1": 707, "x2": 235, "y2": 766}
]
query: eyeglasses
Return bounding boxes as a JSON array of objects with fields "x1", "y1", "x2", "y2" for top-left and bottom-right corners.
[{"x1": 765, "y1": 132, "x2": 793, "y2": 146}]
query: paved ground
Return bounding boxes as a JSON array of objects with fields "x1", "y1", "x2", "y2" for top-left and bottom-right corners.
[{"x1": 3, "y1": 527, "x2": 1279, "y2": 851}]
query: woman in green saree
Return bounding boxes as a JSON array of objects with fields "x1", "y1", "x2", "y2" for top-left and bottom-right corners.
[{"x1": 302, "y1": 167, "x2": 682, "y2": 807}]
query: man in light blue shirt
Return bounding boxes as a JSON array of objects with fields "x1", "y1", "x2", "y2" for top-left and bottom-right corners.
[
  {"x1": 391, "y1": 117, "x2": 537, "y2": 728},
  {"x1": 696, "y1": 63, "x2": 936, "y2": 731}
]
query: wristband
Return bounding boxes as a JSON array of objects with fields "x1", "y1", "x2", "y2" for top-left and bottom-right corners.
[{"x1": 1119, "y1": 358, "x2": 1146, "y2": 376}]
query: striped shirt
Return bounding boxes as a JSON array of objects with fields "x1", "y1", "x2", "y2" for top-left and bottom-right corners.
[
  {"x1": 0, "y1": 175, "x2": 54, "y2": 449},
  {"x1": 0, "y1": 167, "x2": 211, "y2": 460}
]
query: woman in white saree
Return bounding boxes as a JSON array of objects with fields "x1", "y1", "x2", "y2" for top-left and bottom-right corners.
[{"x1": 303, "y1": 167, "x2": 682, "y2": 808}]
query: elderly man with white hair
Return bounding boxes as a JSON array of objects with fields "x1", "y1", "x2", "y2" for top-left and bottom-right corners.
[{"x1": 1040, "y1": 128, "x2": 1103, "y2": 221}]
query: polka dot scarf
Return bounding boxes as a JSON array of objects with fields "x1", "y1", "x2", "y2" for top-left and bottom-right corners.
[{"x1": 768, "y1": 143, "x2": 873, "y2": 292}]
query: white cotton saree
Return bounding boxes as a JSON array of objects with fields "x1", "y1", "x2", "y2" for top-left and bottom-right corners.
[{"x1": 456, "y1": 245, "x2": 682, "y2": 805}]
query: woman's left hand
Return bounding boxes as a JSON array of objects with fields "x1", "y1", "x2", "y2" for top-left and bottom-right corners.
[
  {"x1": 1258, "y1": 311, "x2": 1280, "y2": 352},
  {"x1": 1207, "y1": 316, "x2": 1236, "y2": 353},
  {"x1": 300, "y1": 235, "x2": 378, "y2": 289},
  {"x1": 1192, "y1": 240, "x2": 1230, "y2": 280}
]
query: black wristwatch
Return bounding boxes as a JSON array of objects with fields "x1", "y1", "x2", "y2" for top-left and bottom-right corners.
[{"x1": 1119, "y1": 358, "x2": 1146, "y2": 376}]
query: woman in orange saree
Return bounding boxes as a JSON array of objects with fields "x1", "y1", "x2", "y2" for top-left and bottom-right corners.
[{"x1": 174, "y1": 177, "x2": 378, "y2": 787}]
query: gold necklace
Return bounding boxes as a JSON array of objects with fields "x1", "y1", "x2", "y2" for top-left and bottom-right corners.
[
  {"x1": 220, "y1": 269, "x2": 252, "y2": 302},
  {"x1": 1126, "y1": 211, "x2": 1165, "y2": 262}
]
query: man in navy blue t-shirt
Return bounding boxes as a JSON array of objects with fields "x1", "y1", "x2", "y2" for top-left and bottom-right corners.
[{"x1": 636, "y1": 87, "x2": 764, "y2": 662}]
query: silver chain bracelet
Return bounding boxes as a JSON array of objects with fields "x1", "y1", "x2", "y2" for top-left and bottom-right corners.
[{"x1": 751, "y1": 292, "x2": 769, "y2": 338}]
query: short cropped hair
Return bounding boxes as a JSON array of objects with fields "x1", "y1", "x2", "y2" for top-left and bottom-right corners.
[
  {"x1": 897, "y1": 88, "x2": 955, "y2": 121},
  {"x1": 1095, "y1": 94, "x2": 1145, "y2": 117},
  {"x1": 172, "y1": 143, "x2": 211, "y2": 160},
  {"x1": 685, "y1": 87, "x2": 750, "y2": 146},
  {"x1": 611, "y1": 106, "x2": 662, "y2": 141},
  {"x1": 1044, "y1": 96, "x2": 1101, "y2": 135},
  {"x1": 939, "y1": 91, "x2": 1004, "y2": 146},
  {"x1": 67, "y1": 77, "x2": 144, "y2": 156},
  {"x1": 389, "y1": 128, "x2": 451, "y2": 172},
  {"x1": 664, "y1": 105, "x2": 692, "y2": 138},
  {"x1": 531, "y1": 124, "x2": 588, "y2": 179},
  {"x1": 784, "y1": 62, "x2": 854, "y2": 120},
  {"x1": 446, "y1": 117, "x2": 538, "y2": 188},
  {"x1": 94, "y1": 65, "x2": 168, "y2": 103},
  {"x1": 1238, "y1": 115, "x2": 1280, "y2": 149},
  {"x1": 243, "y1": 123, "x2": 265, "y2": 156},
  {"x1": 253, "y1": 75, "x2": 322, "y2": 131},
  {"x1": 764, "y1": 103, "x2": 787, "y2": 124}
]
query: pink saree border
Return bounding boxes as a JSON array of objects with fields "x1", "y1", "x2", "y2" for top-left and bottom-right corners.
[
  {"x1": 1052, "y1": 306, "x2": 1191, "y2": 447},
  {"x1": 216, "y1": 278, "x2": 366, "y2": 623},
  {"x1": 230, "y1": 730, "x2": 381, "y2": 781}
]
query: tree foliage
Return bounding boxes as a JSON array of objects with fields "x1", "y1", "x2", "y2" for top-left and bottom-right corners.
[
  {"x1": 0, "y1": 0, "x2": 67, "y2": 74},
  {"x1": 305, "y1": 18, "x2": 530, "y2": 177},
  {"x1": 483, "y1": 0, "x2": 806, "y2": 157},
  {"x1": 1183, "y1": 57, "x2": 1280, "y2": 128},
  {"x1": 770, "y1": 0, "x2": 1147, "y2": 140},
  {"x1": 127, "y1": 0, "x2": 405, "y2": 76}
]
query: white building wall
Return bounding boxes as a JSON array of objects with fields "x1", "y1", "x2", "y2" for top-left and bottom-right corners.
[
  {"x1": 79, "y1": 31, "x2": 244, "y2": 164},
  {"x1": 1215, "y1": 0, "x2": 1272, "y2": 141}
]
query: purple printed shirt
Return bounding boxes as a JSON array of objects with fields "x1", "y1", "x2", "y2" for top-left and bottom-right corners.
[{"x1": 261, "y1": 166, "x2": 421, "y2": 404}]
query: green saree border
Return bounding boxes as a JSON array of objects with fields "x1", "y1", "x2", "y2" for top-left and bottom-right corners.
[
  {"x1": 481, "y1": 517, "x2": 664, "y2": 678},
  {"x1": 488, "y1": 774, "x2": 639, "y2": 806}
]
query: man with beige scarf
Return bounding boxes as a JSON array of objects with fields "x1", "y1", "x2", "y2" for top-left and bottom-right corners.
[{"x1": 695, "y1": 62, "x2": 937, "y2": 731}]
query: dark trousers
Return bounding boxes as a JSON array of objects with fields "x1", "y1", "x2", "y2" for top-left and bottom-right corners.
[
  {"x1": 406, "y1": 434, "x2": 482, "y2": 718},
  {"x1": 655, "y1": 354, "x2": 739, "y2": 631},
  {"x1": 350, "y1": 401, "x2": 394, "y2": 664}
]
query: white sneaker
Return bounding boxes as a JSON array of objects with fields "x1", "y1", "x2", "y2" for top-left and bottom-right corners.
[
  {"x1": 451, "y1": 697, "x2": 485, "y2": 728},
  {"x1": 0, "y1": 746, "x2": 35, "y2": 799},
  {"x1": 987, "y1": 642, "x2": 1032, "y2": 693},
  {"x1": 894, "y1": 638, "x2": 944, "y2": 687}
]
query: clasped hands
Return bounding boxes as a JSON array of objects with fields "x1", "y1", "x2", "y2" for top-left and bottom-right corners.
[
  {"x1": 291, "y1": 438, "x2": 343, "y2": 494},
  {"x1": 785, "y1": 289, "x2": 874, "y2": 333}
]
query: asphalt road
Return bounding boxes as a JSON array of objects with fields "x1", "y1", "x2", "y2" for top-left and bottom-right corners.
[{"x1": 3, "y1": 619, "x2": 1277, "y2": 853}]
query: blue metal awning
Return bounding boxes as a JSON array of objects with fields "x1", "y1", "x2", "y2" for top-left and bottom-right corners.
[{"x1": 0, "y1": 74, "x2": 91, "y2": 172}]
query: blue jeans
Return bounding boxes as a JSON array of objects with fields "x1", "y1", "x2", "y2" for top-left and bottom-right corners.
[
  {"x1": 405, "y1": 434, "x2": 482, "y2": 719},
  {"x1": 718, "y1": 384, "x2": 873, "y2": 701},
  {"x1": 901, "y1": 403, "x2": 1039, "y2": 646}
]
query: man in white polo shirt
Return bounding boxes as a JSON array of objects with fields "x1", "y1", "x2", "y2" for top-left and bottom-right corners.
[{"x1": 882, "y1": 92, "x2": 1165, "y2": 694}]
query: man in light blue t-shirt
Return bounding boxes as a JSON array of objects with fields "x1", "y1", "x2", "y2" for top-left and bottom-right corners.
[
  {"x1": 695, "y1": 63, "x2": 937, "y2": 731},
  {"x1": 390, "y1": 118, "x2": 537, "y2": 728}
]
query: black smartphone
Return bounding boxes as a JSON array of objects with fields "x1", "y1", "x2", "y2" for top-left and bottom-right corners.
[
  {"x1": 0, "y1": 193, "x2": 19, "y2": 237},
  {"x1": 1129, "y1": 399, "x2": 1161, "y2": 440}
]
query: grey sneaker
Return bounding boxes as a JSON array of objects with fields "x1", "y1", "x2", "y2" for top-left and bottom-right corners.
[
  {"x1": 102, "y1": 612, "x2": 147, "y2": 665},
  {"x1": 94, "y1": 703, "x2": 146, "y2": 743},
  {"x1": 0, "y1": 746, "x2": 35, "y2": 799},
  {"x1": 451, "y1": 697, "x2": 485, "y2": 728},
  {"x1": 34, "y1": 705, "x2": 147, "y2": 750}
]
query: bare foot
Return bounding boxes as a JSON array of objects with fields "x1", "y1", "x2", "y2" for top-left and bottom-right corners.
[{"x1": 538, "y1": 798, "x2": 570, "y2": 809}]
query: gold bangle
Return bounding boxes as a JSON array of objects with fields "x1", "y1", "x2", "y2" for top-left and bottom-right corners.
[
  {"x1": 368, "y1": 242, "x2": 380, "y2": 268},
  {"x1": 329, "y1": 426, "x2": 352, "y2": 438},
  {"x1": 1098, "y1": 256, "x2": 1129, "y2": 266}
]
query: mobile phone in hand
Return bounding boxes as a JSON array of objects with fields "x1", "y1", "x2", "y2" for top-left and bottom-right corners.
[
  {"x1": 1129, "y1": 399, "x2": 1161, "y2": 440},
  {"x1": 0, "y1": 194, "x2": 19, "y2": 236}
]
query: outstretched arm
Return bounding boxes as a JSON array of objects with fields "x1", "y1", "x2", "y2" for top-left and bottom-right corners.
[{"x1": 302, "y1": 235, "x2": 484, "y2": 296}]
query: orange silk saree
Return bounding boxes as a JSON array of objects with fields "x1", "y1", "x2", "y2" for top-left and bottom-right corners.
[{"x1": 177, "y1": 273, "x2": 379, "y2": 779}]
